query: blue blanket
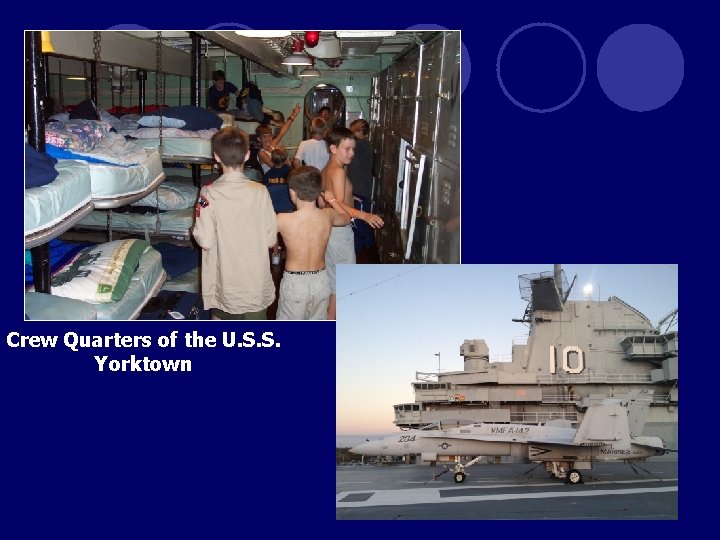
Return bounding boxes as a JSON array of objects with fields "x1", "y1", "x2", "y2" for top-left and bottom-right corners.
[
  {"x1": 25, "y1": 239, "x2": 93, "y2": 284},
  {"x1": 25, "y1": 144, "x2": 58, "y2": 188},
  {"x1": 45, "y1": 144, "x2": 119, "y2": 166},
  {"x1": 152, "y1": 242, "x2": 199, "y2": 279}
]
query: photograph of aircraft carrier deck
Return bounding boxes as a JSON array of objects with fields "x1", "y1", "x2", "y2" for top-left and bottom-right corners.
[{"x1": 336, "y1": 264, "x2": 678, "y2": 519}]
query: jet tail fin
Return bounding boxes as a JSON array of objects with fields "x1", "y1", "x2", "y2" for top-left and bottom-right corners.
[{"x1": 572, "y1": 402, "x2": 631, "y2": 448}]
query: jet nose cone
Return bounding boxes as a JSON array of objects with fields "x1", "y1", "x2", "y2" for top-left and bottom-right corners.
[
  {"x1": 350, "y1": 440, "x2": 378, "y2": 455},
  {"x1": 349, "y1": 442, "x2": 368, "y2": 454}
]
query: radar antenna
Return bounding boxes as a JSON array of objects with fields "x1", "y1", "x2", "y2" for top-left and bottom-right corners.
[
  {"x1": 657, "y1": 308, "x2": 678, "y2": 333},
  {"x1": 563, "y1": 274, "x2": 577, "y2": 303}
]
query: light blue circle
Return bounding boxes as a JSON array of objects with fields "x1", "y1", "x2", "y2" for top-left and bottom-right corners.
[
  {"x1": 205, "y1": 23, "x2": 249, "y2": 30},
  {"x1": 106, "y1": 24, "x2": 150, "y2": 30},
  {"x1": 597, "y1": 24, "x2": 684, "y2": 112},
  {"x1": 497, "y1": 22, "x2": 587, "y2": 113}
]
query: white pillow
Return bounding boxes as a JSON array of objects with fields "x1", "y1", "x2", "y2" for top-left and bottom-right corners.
[
  {"x1": 137, "y1": 115, "x2": 186, "y2": 128},
  {"x1": 50, "y1": 240, "x2": 150, "y2": 303}
]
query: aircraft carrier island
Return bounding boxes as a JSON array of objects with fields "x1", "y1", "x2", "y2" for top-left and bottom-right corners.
[{"x1": 391, "y1": 266, "x2": 678, "y2": 462}]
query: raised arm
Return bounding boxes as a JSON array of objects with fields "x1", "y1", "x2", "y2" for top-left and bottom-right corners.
[{"x1": 272, "y1": 104, "x2": 301, "y2": 147}]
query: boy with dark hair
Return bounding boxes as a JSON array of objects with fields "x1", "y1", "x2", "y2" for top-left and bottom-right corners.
[
  {"x1": 276, "y1": 166, "x2": 349, "y2": 320},
  {"x1": 207, "y1": 70, "x2": 241, "y2": 113},
  {"x1": 321, "y1": 128, "x2": 384, "y2": 320},
  {"x1": 347, "y1": 118, "x2": 375, "y2": 252},
  {"x1": 192, "y1": 127, "x2": 277, "y2": 320}
]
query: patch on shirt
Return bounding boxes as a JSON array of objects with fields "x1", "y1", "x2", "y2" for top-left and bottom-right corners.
[{"x1": 195, "y1": 195, "x2": 209, "y2": 217}]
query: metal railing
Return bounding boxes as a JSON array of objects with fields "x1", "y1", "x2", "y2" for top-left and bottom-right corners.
[
  {"x1": 536, "y1": 372, "x2": 652, "y2": 384},
  {"x1": 510, "y1": 411, "x2": 579, "y2": 423}
]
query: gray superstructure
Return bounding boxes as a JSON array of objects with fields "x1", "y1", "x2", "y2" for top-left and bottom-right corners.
[{"x1": 392, "y1": 267, "x2": 678, "y2": 459}]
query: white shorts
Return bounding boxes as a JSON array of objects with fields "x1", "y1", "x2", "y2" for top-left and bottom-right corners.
[
  {"x1": 276, "y1": 269, "x2": 331, "y2": 320},
  {"x1": 325, "y1": 224, "x2": 356, "y2": 294}
]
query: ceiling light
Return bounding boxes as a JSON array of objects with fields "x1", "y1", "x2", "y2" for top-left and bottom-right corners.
[
  {"x1": 299, "y1": 57, "x2": 320, "y2": 77},
  {"x1": 299, "y1": 67, "x2": 320, "y2": 77},
  {"x1": 234, "y1": 30, "x2": 291, "y2": 38},
  {"x1": 66, "y1": 76, "x2": 87, "y2": 80},
  {"x1": 282, "y1": 38, "x2": 312, "y2": 66},
  {"x1": 282, "y1": 53, "x2": 312, "y2": 66},
  {"x1": 40, "y1": 31, "x2": 55, "y2": 53}
]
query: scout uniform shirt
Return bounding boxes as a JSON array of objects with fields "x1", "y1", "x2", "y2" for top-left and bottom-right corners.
[{"x1": 192, "y1": 170, "x2": 277, "y2": 314}]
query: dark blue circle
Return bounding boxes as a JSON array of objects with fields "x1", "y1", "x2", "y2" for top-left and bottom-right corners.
[{"x1": 497, "y1": 23, "x2": 586, "y2": 113}]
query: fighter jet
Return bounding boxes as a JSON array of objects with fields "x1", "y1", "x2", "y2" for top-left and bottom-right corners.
[{"x1": 350, "y1": 392, "x2": 672, "y2": 484}]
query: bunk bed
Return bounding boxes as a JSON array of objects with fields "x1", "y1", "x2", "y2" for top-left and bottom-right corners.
[
  {"x1": 24, "y1": 31, "x2": 167, "y2": 320},
  {"x1": 79, "y1": 147, "x2": 165, "y2": 208},
  {"x1": 119, "y1": 105, "x2": 223, "y2": 164},
  {"x1": 24, "y1": 157, "x2": 94, "y2": 249},
  {"x1": 72, "y1": 105, "x2": 223, "y2": 241},
  {"x1": 25, "y1": 240, "x2": 166, "y2": 320},
  {"x1": 75, "y1": 176, "x2": 200, "y2": 241}
]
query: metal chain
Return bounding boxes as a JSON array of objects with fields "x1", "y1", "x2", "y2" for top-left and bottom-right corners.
[
  {"x1": 57, "y1": 59, "x2": 64, "y2": 109},
  {"x1": 83, "y1": 62, "x2": 89, "y2": 99},
  {"x1": 155, "y1": 31, "x2": 163, "y2": 141},
  {"x1": 93, "y1": 32, "x2": 101, "y2": 64},
  {"x1": 118, "y1": 68, "x2": 123, "y2": 111},
  {"x1": 93, "y1": 32, "x2": 101, "y2": 110},
  {"x1": 204, "y1": 56, "x2": 209, "y2": 108}
]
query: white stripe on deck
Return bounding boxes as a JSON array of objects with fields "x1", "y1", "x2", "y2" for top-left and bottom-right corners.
[{"x1": 336, "y1": 485, "x2": 678, "y2": 508}]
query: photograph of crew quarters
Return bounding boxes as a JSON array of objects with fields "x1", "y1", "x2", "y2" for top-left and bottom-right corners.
[{"x1": 25, "y1": 30, "x2": 460, "y2": 320}]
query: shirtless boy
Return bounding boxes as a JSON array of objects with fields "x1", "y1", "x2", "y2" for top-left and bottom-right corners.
[
  {"x1": 276, "y1": 166, "x2": 349, "y2": 320},
  {"x1": 321, "y1": 127, "x2": 384, "y2": 319}
]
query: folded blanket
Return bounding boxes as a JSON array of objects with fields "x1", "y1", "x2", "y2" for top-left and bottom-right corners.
[{"x1": 46, "y1": 133, "x2": 148, "y2": 166}]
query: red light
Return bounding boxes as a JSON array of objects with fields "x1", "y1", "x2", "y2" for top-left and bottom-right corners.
[
  {"x1": 304, "y1": 31, "x2": 320, "y2": 48},
  {"x1": 290, "y1": 38, "x2": 305, "y2": 53}
]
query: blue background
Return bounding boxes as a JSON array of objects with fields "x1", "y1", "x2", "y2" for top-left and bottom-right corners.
[{"x1": 10, "y1": 3, "x2": 706, "y2": 535}]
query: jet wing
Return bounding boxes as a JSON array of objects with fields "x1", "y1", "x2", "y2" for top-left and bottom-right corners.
[{"x1": 420, "y1": 431, "x2": 575, "y2": 445}]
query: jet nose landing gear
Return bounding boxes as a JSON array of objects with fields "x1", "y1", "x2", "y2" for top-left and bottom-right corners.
[{"x1": 566, "y1": 468, "x2": 583, "y2": 485}]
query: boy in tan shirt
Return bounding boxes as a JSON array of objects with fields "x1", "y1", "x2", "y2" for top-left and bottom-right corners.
[
  {"x1": 193, "y1": 127, "x2": 277, "y2": 319},
  {"x1": 276, "y1": 166, "x2": 349, "y2": 320}
]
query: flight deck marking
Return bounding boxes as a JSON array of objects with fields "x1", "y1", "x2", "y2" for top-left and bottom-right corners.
[
  {"x1": 336, "y1": 486, "x2": 677, "y2": 508},
  {"x1": 397, "y1": 477, "x2": 676, "y2": 488},
  {"x1": 336, "y1": 482, "x2": 373, "y2": 485},
  {"x1": 338, "y1": 492, "x2": 374, "y2": 502}
]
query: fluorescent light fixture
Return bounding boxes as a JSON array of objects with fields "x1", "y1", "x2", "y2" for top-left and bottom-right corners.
[
  {"x1": 40, "y1": 31, "x2": 55, "y2": 53},
  {"x1": 299, "y1": 67, "x2": 321, "y2": 77},
  {"x1": 335, "y1": 30, "x2": 396, "y2": 38},
  {"x1": 66, "y1": 76, "x2": 87, "y2": 80},
  {"x1": 234, "y1": 30, "x2": 291, "y2": 38},
  {"x1": 282, "y1": 53, "x2": 312, "y2": 66}
]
